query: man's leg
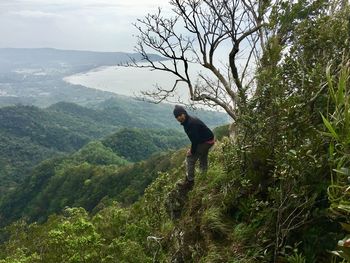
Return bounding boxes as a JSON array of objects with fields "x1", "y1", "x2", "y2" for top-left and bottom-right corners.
[
  {"x1": 198, "y1": 143, "x2": 213, "y2": 173},
  {"x1": 186, "y1": 153, "x2": 199, "y2": 181}
]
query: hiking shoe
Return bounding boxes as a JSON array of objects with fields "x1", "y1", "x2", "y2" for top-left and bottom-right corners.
[{"x1": 176, "y1": 178, "x2": 194, "y2": 191}]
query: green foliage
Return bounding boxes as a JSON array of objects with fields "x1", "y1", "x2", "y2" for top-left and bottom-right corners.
[
  {"x1": 322, "y1": 62, "x2": 350, "y2": 262},
  {"x1": 93, "y1": 202, "x2": 133, "y2": 243},
  {"x1": 227, "y1": 2, "x2": 350, "y2": 261},
  {"x1": 103, "y1": 239, "x2": 152, "y2": 263},
  {"x1": 286, "y1": 251, "x2": 306, "y2": 263},
  {"x1": 0, "y1": 146, "x2": 186, "y2": 227},
  {"x1": 198, "y1": 245, "x2": 226, "y2": 263},
  {"x1": 213, "y1": 124, "x2": 230, "y2": 141},
  {"x1": 0, "y1": 250, "x2": 40, "y2": 263},
  {"x1": 103, "y1": 128, "x2": 187, "y2": 162},
  {"x1": 0, "y1": 131, "x2": 59, "y2": 196},
  {"x1": 72, "y1": 141, "x2": 128, "y2": 166},
  {"x1": 0, "y1": 129, "x2": 341, "y2": 262},
  {"x1": 45, "y1": 208, "x2": 102, "y2": 263},
  {"x1": 0, "y1": 103, "x2": 110, "y2": 197},
  {"x1": 201, "y1": 206, "x2": 229, "y2": 239},
  {"x1": 0, "y1": 105, "x2": 95, "y2": 151},
  {"x1": 0, "y1": 204, "x2": 153, "y2": 263}
]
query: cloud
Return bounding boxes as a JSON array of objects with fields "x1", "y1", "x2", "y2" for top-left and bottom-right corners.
[
  {"x1": 1, "y1": 0, "x2": 170, "y2": 21},
  {"x1": 0, "y1": 0, "x2": 172, "y2": 52},
  {"x1": 1, "y1": 0, "x2": 168, "y2": 10},
  {"x1": 10, "y1": 10, "x2": 63, "y2": 19}
]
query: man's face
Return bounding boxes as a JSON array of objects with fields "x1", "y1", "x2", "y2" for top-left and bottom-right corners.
[{"x1": 176, "y1": 113, "x2": 186, "y2": 123}]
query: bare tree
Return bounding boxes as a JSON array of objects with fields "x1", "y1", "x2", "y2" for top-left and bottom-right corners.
[{"x1": 131, "y1": 0, "x2": 269, "y2": 120}]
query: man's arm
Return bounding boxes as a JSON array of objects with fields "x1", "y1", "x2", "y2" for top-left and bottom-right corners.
[{"x1": 189, "y1": 124, "x2": 200, "y2": 155}]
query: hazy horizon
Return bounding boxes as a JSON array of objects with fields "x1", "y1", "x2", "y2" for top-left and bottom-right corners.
[{"x1": 0, "y1": 0, "x2": 172, "y2": 53}]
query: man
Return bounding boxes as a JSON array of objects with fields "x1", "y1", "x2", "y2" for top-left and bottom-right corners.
[{"x1": 173, "y1": 105, "x2": 215, "y2": 188}]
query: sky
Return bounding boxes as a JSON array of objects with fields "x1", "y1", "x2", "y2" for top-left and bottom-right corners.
[{"x1": 0, "y1": 0, "x2": 171, "y2": 52}]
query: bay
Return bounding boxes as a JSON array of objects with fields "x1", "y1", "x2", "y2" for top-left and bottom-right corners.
[{"x1": 63, "y1": 63, "x2": 191, "y2": 102}]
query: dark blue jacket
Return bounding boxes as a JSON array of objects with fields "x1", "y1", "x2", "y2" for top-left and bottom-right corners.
[{"x1": 181, "y1": 115, "x2": 214, "y2": 154}]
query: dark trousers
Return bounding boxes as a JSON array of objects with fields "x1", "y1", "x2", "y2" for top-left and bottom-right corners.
[{"x1": 186, "y1": 142, "x2": 213, "y2": 181}]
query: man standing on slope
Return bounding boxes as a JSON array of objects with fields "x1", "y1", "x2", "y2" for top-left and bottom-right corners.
[{"x1": 173, "y1": 105, "x2": 215, "y2": 189}]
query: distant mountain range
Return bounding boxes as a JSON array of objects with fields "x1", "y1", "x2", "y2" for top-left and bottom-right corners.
[{"x1": 0, "y1": 48, "x2": 164, "y2": 73}]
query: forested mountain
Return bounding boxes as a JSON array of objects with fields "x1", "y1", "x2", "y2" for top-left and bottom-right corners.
[
  {"x1": 0, "y1": 116, "x2": 229, "y2": 227},
  {"x1": 0, "y1": 141, "x2": 186, "y2": 227},
  {"x1": 103, "y1": 128, "x2": 187, "y2": 162},
  {"x1": 0, "y1": 101, "x2": 228, "y2": 196},
  {"x1": 0, "y1": 105, "x2": 100, "y2": 194},
  {"x1": 90, "y1": 97, "x2": 228, "y2": 130}
]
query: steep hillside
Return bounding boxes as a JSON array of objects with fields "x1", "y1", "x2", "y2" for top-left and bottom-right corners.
[
  {"x1": 0, "y1": 122, "x2": 220, "y2": 227},
  {"x1": 0, "y1": 141, "x2": 185, "y2": 227},
  {"x1": 0, "y1": 139, "x2": 340, "y2": 262}
]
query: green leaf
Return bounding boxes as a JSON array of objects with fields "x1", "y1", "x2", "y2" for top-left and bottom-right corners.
[
  {"x1": 329, "y1": 141, "x2": 334, "y2": 157},
  {"x1": 345, "y1": 107, "x2": 350, "y2": 133},
  {"x1": 340, "y1": 223, "x2": 350, "y2": 233},
  {"x1": 326, "y1": 64, "x2": 336, "y2": 102},
  {"x1": 320, "y1": 131, "x2": 334, "y2": 138},
  {"x1": 321, "y1": 113, "x2": 339, "y2": 140},
  {"x1": 337, "y1": 67, "x2": 349, "y2": 105},
  {"x1": 289, "y1": 149, "x2": 297, "y2": 155},
  {"x1": 337, "y1": 204, "x2": 350, "y2": 213},
  {"x1": 333, "y1": 167, "x2": 350, "y2": 176},
  {"x1": 336, "y1": 70, "x2": 345, "y2": 107}
]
